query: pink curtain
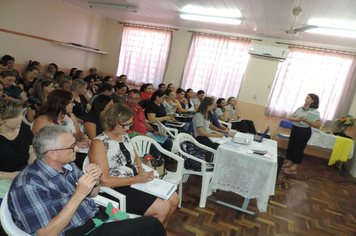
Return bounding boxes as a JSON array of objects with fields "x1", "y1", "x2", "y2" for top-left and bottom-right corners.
[
  {"x1": 117, "y1": 26, "x2": 171, "y2": 88},
  {"x1": 266, "y1": 47, "x2": 356, "y2": 123},
  {"x1": 181, "y1": 34, "x2": 251, "y2": 99}
]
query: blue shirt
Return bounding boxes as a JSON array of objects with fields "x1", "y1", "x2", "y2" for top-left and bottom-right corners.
[
  {"x1": 208, "y1": 110, "x2": 222, "y2": 129},
  {"x1": 8, "y1": 159, "x2": 98, "y2": 236},
  {"x1": 4, "y1": 85, "x2": 23, "y2": 100}
]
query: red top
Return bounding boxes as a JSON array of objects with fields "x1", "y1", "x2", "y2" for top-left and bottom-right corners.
[
  {"x1": 125, "y1": 101, "x2": 147, "y2": 134},
  {"x1": 141, "y1": 92, "x2": 153, "y2": 100}
]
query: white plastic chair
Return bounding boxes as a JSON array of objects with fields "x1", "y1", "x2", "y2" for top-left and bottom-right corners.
[
  {"x1": 0, "y1": 192, "x2": 118, "y2": 236},
  {"x1": 175, "y1": 133, "x2": 217, "y2": 208},
  {"x1": 156, "y1": 121, "x2": 179, "y2": 154},
  {"x1": 131, "y1": 136, "x2": 184, "y2": 207},
  {"x1": 219, "y1": 119, "x2": 232, "y2": 129},
  {"x1": 21, "y1": 108, "x2": 32, "y2": 126}
]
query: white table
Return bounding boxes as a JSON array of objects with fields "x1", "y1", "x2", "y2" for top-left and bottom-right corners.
[{"x1": 209, "y1": 133, "x2": 278, "y2": 215}]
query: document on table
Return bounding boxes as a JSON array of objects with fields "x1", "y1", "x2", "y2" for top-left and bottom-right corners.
[{"x1": 131, "y1": 178, "x2": 177, "y2": 201}]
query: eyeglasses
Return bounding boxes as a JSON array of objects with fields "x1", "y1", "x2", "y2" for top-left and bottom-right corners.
[
  {"x1": 128, "y1": 97, "x2": 140, "y2": 101},
  {"x1": 43, "y1": 141, "x2": 77, "y2": 155},
  {"x1": 118, "y1": 122, "x2": 134, "y2": 129}
]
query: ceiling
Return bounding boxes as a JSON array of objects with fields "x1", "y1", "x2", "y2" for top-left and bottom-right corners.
[{"x1": 61, "y1": 0, "x2": 356, "y2": 50}]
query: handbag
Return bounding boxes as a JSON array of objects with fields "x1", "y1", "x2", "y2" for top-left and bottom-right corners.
[
  {"x1": 142, "y1": 154, "x2": 167, "y2": 179},
  {"x1": 180, "y1": 141, "x2": 214, "y2": 172}
]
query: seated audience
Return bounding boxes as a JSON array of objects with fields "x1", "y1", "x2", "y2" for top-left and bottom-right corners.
[
  {"x1": 226, "y1": 97, "x2": 257, "y2": 134},
  {"x1": 183, "y1": 88, "x2": 196, "y2": 112},
  {"x1": 208, "y1": 101, "x2": 230, "y2": 136},
  {"x1": 0, "y1": 81, "x2": 4, "y2": 99},
  {"x1": 89, "y1": 83, "x2": 113, "y2": 105},
  {"x1": 102, "y1": 76, "x2": 115, "y2": 87},
  {"x1": 18, "y1": 65, "x2": 38, "y2": 95},
  {"x1": 126, "y1": 89, "x2": 173, "y2": 166},
  {"x1": 73, "y1": 70, "x2": 85, "y2": 80},
  {"x1": 84, "y1": 94, "x2": 113, "y2": 140},
  {"x1": 111, "y1": 81, "x2": 127, "y2": 103},
  {"x1": 71, "y1": 79, "x2": 91, "y2": 124},
  {"x1": 193, "y1": 90, "x2": 205, "y2": 110},
  {"x1": 89, "y1": 67, "x2": 103, "y2": 85},
  {"x1": 32, "y1": 89, "x2": 90, "y2": 149},
  {"x1": 158, "y1": 83, "x2": 167, "y2": 92},
  {"x1": 117, "y1": 74, "x2": 127, "y2": 83},
  {"x1": 25, "y1": 78, "x2": 55, "y2": 123},
  {"x1": 140, "y1": 83, "x2": 153, "y2": 100},
  {"x1": 58, "y1": 75, "x2": 72, "y2": 91},
  {"x1": 0, "y1": 71, "x2": 27, "y2": 101},
  {"x1": 216, "y1": 98, "x2": 248, "y2": 133},
  {"x1": 167, "y1": 83, "x2": 175, "y2": 91},
  {"x1": 1, "y1": 55, "x2": 21, "y2": 83},
  {"x1": 28, "y1": 60, "x2": 42, "y2": 77},
  {"x1": 163, "y1": 89, "x2": 177, "y2": 115},
  {"x1": 88, "y1": 103, "x2": 179, "y2": 227},
  {"x1": 45, "y1": 63, "x2": 58, "y2": 78},
  {"x1": 192, "y1": 97, "x2": 225, "y2": 150},
  {"x1": 69, "y1": 67, "x2": 78, "y2": 78},
  {"x1": 53, "y1": 71, "x2": 66, "y2": 87},
  {"x1": 0, "y1": 99, "x2": 36, "y2": 180},
  {"x1": 0, "y1": 60, "x2": 8, "y2": 73},
  {"x1": 84, "y1": 75, "x2": 97, "y2": 99},
  {"x1": 8, "y1": 125, "x2": 165, "y2": 236},
  {"x1": 173, "y1": 88, "x2": 189, "y2": 113}
]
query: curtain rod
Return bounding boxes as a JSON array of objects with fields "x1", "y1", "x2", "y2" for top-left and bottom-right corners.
[
  {"x1": 187, "y1": 30, "x2": 262, "y2": 41},
  {"x1": 276, "y1": 42, "x2": 356, "y2": 56},
  {"x1": 119, "y1": 22, "x2": 178, "y2": 31}
]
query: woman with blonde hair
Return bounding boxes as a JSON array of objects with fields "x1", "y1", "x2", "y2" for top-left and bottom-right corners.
[{"x1": 88, "y1": 103, "x2": 179, "y2": 227}]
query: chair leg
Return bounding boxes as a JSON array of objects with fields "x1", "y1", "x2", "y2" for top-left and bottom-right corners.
[
  {"x1": 182, "y1": 174, "x2": 190, "y2": 183},
  {"x1": 178, "y1": 182, "x2": 182, "y2": 208},
  {"x1": 199, "y1": 175, "x2": 212, "y2": 208}
]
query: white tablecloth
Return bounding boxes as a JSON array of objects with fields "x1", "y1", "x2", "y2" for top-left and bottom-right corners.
[
  {"x1": 210, "y1": 133, "x2": 278, "y2": 212},
  {"x1": 307, "y1": 128, "x2": 354, "y2": 159}
]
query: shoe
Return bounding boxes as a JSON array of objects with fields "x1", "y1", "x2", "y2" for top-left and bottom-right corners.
[
  {"x1": 281, "y1": 163, "x2": 293, "y2": 169},
  {"x1": 283, "y1": 167, "x2": 297, "y2": 174}
]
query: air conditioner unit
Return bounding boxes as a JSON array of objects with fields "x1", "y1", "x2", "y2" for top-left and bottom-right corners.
[{"x1": 248, "y1": 44, "x2": 289, "y2": 60}]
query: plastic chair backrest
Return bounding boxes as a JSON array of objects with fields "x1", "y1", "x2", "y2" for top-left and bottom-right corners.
[
  {"x1": 280, "y1": 120, "x2": 293, "y2": 129},
  {"x1": 0, "y1": 192, "x2": 31, "y2": 236},
  {"x1": 21, "y1": 108, "x2": 32, "y2": 126}
]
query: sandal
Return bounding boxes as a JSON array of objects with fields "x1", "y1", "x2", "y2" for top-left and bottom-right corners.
[
  {"x1": 281, "y1": 162, "x2": 293, "y2": 169},
  {"x1": 283, "y1": 167, "x2": 297, "y2": 174}
]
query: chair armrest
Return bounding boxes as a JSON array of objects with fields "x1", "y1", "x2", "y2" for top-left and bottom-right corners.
[
  {"x1": 165, "y1": 127, "x2": 178, "y2": 137},
  {"x1": 91, "y1": 194, "x2": 119, "y2": 209},
  {"x1": 219, "y1": 120, "x2": 232, "y2": 129}
]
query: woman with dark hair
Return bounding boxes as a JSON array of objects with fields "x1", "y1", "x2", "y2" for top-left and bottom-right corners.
[
  {"x1": 140, "y1": 83, "x2": 153, "y2": 100},
  {"x1": 102, "y1": 76, "x2": 115, "y2": 87},
  {"x1": 73, "y1": 70, "x2": 84, "y2": 80},
  {"x1": 89, "y1": 83, "x2": 113, "y2": 105},
  {"x1": 28, "y1": 60, "x2": 42, "y2": 77},
  {"x1": 173, "y1": 88, "x2": 189, "y2": 113},
  {"x1": 88, "y1": 103, "x2": 179, "y2": 227},
  {"x1": 53, "y1": 71, "x2": 66, "y2": 85},
  {"x1": 18, "y1": 65, "x2": 38, "y2": 95},
  {"x1": 25, "y1": 78, "x2": 55, "y2": 123},
  {"x1": 0, "y1": 71, "x2": 27, "y2": 101},
  {"x1": 183, "y1": 88, "x2": 195, "y2": 112},
  {"x1": 83, "y1": 75, "x2": 97, "y2": 99},
  {"x1": 111, "y1": 81, "x2": 127, "y2": 104},
  {"x1": 84, "y1": 95, "x2": 113, "y2": 139},
  {"x1": 146, "y1": 90, "x2": 175, "y2": 124},
  {"x1": 193, "y1": 90, "x2": 205, "y2": 110},
  {"x1": 1, "y1": 55, "x2": 21, "y2": 83},
  {"x1": 282, "y1": 94, "x2": 321, "y2": 174},
  {"x1": 69, "y1": 67, "x2": 78, "y2": 78},
  {"x1": 226, "y1": 96, "x2": 256, "y2": 134},
  {"x1": 45, "y1": 63, "x2": 58, "y2": 78},
  {"x1": 192, "y1": 97, "x2": 225, "y2": 150},
  {"x1": 32, "y1": 89, "x2": 90, "y2": 148}
]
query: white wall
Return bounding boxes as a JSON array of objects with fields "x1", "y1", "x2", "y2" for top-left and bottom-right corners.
[{"x1": 0, "y1": 0, "x2": 106, "y2": 72}]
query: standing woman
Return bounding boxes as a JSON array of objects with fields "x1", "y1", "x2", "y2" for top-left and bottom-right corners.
[
  {"x1": 140, "y1": 83, "x2": 153, "y2": 100},
  {"x1": 226, "y1": 97, "x2": 256, "y2": 134},
  {"x1": 183, "y1": 88, "x2": 195, "y2": 112},
  {"x1": 282, "y1": 94, "x2": 321, "y2": 174},
  {"x1": 18, "y1": 65, "x2": 38, "y2": 96},
  {"x1": 192, "y1": 97, "x2": 224, "y2": 150},
  {"x1": 173, "y1": 88, "x2": 189, "y2": 113},
  {"x1": 25, "y1": 78, "x2": 55, "y2": 123}
]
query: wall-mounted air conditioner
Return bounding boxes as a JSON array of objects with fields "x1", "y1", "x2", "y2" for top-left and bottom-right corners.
[{"x1": 248, "y1": 44, "x2": 289, "y2": 60}]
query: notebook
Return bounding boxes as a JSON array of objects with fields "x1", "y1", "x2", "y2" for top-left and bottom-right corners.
[{"x1": 253, "y1": 126, "x2": 270, "y2": 142}]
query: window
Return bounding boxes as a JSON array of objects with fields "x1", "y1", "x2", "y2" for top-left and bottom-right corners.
[
  {"x1": 266, "y1": 47, "x2": 356, "y2": 123},
  {"x1": 181, "y1": 33, "x2": 251, "y2": 99},
  {"x1": 117, "y1": 26, "x2": 172, "y2": 88}
]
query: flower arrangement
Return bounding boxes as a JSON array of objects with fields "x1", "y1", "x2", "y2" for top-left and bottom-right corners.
[{"x1": 337, "y1": 115, "x2": 356, "y2": 127}]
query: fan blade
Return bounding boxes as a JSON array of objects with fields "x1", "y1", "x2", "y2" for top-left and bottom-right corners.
[{"x1": 294, "y1": 25, "x2": 318, "y2": 32}]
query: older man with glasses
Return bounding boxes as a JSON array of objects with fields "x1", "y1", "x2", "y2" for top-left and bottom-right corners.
[{"x1": 7, "y1": 125, "x2": 166, "y2": 236}]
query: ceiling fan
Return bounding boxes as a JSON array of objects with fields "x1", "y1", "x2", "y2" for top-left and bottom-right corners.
[{"x1": 284, "y1": 6, "x2": 318, "y2": 36}]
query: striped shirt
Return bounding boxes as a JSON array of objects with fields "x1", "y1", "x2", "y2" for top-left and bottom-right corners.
[{"x1": 8, "y1": 159, "x2": 98, "y2": 236}]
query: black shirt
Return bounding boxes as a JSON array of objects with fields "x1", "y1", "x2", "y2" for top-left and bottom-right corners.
[
  {"x1": 72, "y1": 95, "x2": 89, "y2": 120},
  {"x1": 145, "y1": 101, "x2": 167, "y2": 118},
  {"x1": 83, "y1": 112, "x2": 104, "y2": 136},
  {"x1": 0, "y1": 122, "x2": 33, "y2": 172}
]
